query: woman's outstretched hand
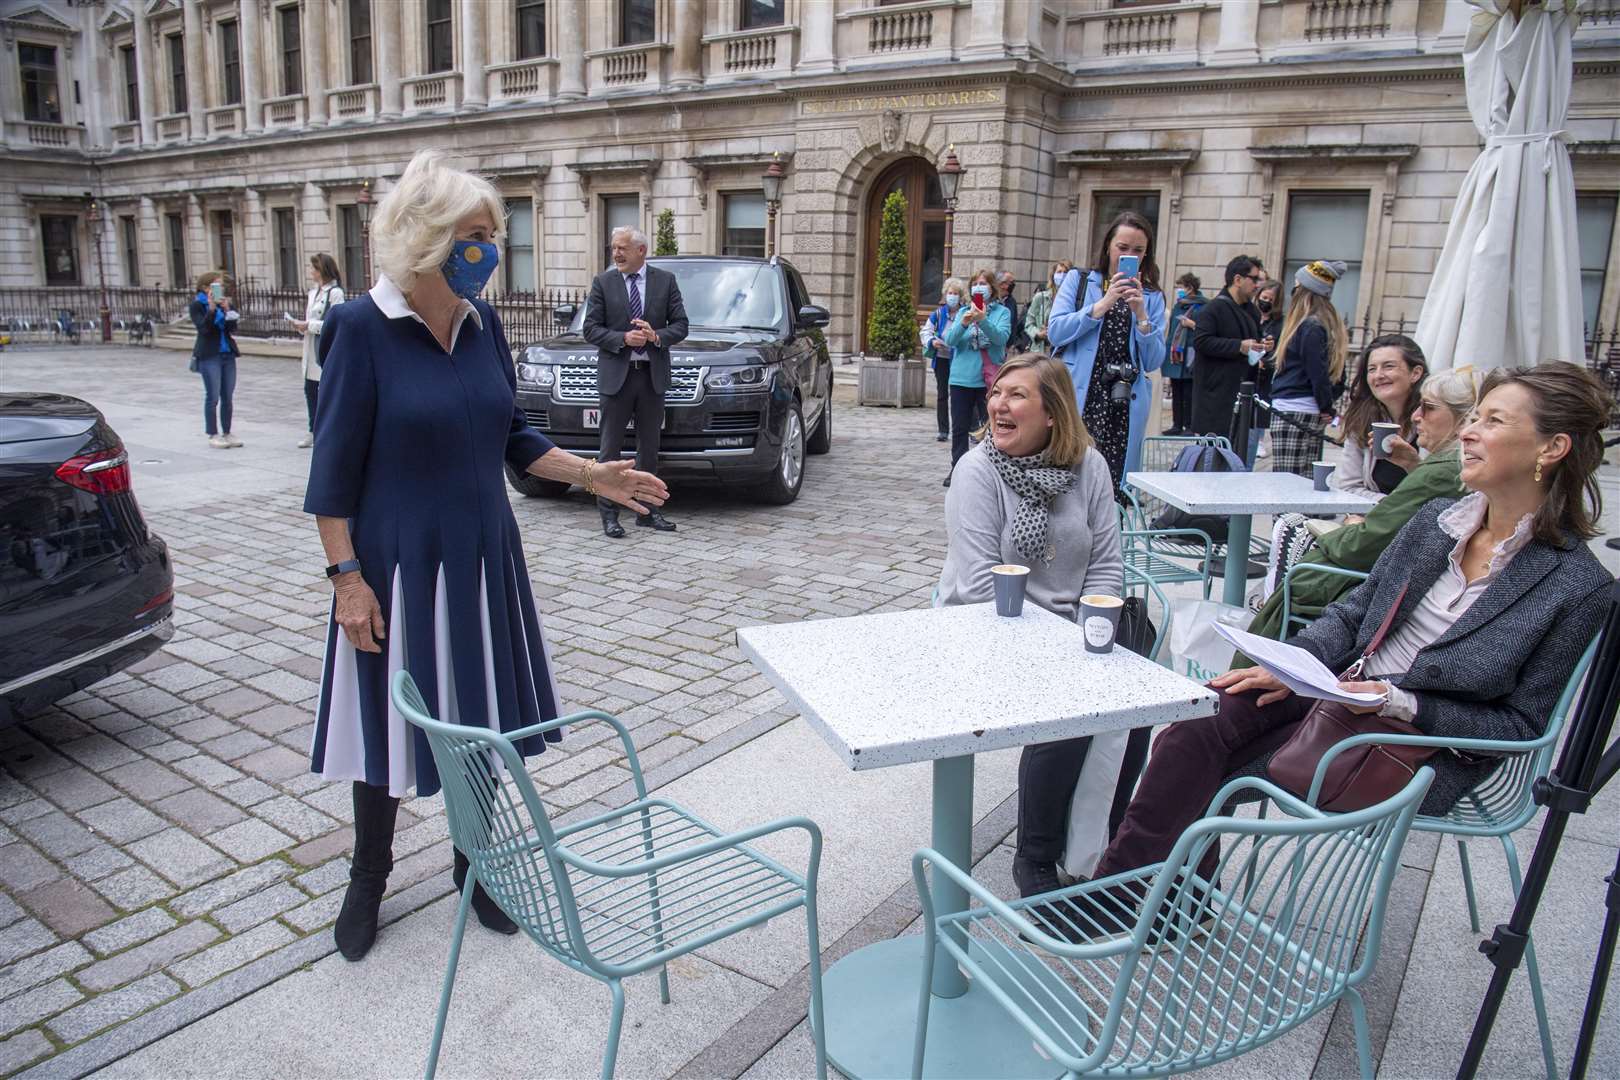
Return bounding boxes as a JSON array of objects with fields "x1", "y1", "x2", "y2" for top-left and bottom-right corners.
[
  {"x1": 1211, "y1": 665, "x2": 1292, "y2": 707},
  {"x1": 594, "y1": 460, "x2": 669, "y2": 516}
]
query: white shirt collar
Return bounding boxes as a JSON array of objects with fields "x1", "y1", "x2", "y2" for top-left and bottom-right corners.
[
  {"x1": 1438, "y1": 491, "x2": 1536, "y2": 577},
  {"x1": 369, "y1": 275, "x2": 483, "y2": 346}
]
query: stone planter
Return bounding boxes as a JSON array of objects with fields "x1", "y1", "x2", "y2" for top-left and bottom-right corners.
[{"x1": 857, "y1": 355, "x2": 928, "y2": 407}]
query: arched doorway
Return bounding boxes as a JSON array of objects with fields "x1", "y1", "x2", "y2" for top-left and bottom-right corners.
[{"x1": 861, "y1": 157, "x2": 947, "y2": 351}]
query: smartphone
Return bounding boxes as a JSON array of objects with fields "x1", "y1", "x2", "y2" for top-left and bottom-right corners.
[
  {"x1": 1117, "y1": 255, "x2": 1140, "y2": 280},
  {"x1": 971, "y1": 292, "x2": 986, "y2": 311},
  {"x1": 209, "y1": 282, "x2": 225, "y2": 303}
]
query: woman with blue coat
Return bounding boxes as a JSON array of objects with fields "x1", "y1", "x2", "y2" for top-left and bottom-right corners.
[
  {"x1": 1046, "y1": 211, "x2": 1168, "y2": 491},
  {"x1": 940, "y1": 268, "x2": 1012, "y2": 484}
]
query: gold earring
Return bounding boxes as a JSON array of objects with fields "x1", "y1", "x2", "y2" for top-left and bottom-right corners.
[{"x1": 1534, "y1": 460, "x2": 1543, "y2": 483}]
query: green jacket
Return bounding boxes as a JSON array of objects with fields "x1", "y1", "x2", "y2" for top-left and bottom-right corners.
[
  {"x1": 1024, "y1": 288, "x2": 1055, "y2": 349},
  {"x1": 1245, "y1": 447, "x2": 1465, "y2": 645}
]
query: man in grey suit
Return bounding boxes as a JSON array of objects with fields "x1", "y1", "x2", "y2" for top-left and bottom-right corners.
[{"x1": 582, "y1": 226, "x2": 689, "y2": 538}]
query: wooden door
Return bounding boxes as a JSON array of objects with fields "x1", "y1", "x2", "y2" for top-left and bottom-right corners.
[{"x1": 861, "y1": 157, "x2": 947, "y2": 351}]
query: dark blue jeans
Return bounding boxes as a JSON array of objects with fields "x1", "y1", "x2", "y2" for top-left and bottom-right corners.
[
  {"x1": 948, "y1": 384, "x2": 986, "y2": 465},
  {"x1": 198, "y1": 355, "x2": 236, "y2": 435}
]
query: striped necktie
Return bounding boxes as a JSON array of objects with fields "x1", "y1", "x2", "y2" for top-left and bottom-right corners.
[{"x1": 627, "y1": 273, "x2": 643, "y2": 323}]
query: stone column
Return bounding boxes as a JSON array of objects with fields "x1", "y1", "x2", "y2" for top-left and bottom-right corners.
[
  {"x1": 964, "y1": 0, "x2": 1003, "y2": 56},
  {"x1": 669, "y1": 0, "x2": 702, "y2": 90},
  {"x1": 377, "y1": 0, "x2": 403, "y2": 117},
  {"x1": 133, "y1": 7, "x2": 157, "y2": 145},
  {"x1": 1210, "y1": 0, "x2": 1261, "y2": 64},
  {"x1": 0, "y1": 42, "x2": 19, "y2": 145},
  {"x1": 1430, "y1": 0, "x2": 1474, "y2": 52},
  {"x1": 798, "y1": 0, "x2": 835, "y2": 72},
  {"x1": 555, "y1": 0, "x2": 585, "y2": 100},
  {"x1": 239, "y1": 0, "x2": 263, "y2": 132},
  {"x1": 138, "y1": 197, "x2": 160, "y2": 286},
  {"x1": 463, "y1": 0, "x2": 488, "y2": 108},
  {"x1": 304, "y1": 0, "x2": 329, "y2": 125},
  {"x1": 182, "y1": 0, "x2": 207, "y2": 137}
]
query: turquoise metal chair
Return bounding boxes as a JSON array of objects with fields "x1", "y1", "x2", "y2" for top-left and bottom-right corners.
[
  {"x1": 1124, "y1": 435, "x2": 1269, "y2": 591},
  {"x1": 390, "y1": 671, "x2": 828, "y2": 1080},
  {"x1": 911, "y1": 767, "x2": 1434, "y2": 1079},
  {"x1": 1300, "y1": 639, "x2": 1599, "y2": 1080},
  {"x1": 1278, "y1": 563, "x2": 1370, "y2": 638}
]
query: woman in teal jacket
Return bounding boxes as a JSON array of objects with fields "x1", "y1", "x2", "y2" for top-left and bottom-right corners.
[
  {"x1": 941, "y1": 268, "x2": 1011, "y2": 484},
  {"x1": 1046, "y1": 211, "x2": 1168, "y2": 490}
]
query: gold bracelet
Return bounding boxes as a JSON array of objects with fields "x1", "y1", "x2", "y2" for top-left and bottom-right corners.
[{"x1": 582, "y1": 458, "x2": 597, "y2": 496}]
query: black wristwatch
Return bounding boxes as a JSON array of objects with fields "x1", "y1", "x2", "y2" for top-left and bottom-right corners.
[{"x1": 325, "y1": 559, "x2": 362, "y2": 579}]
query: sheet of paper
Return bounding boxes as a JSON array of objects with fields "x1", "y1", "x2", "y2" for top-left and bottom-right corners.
[
  {"x1": 282, "y1": 311, "x2": 296, "y2": 322},
  {"x1": 1212, "y1": 623, "x2": 1387, "y2": 706}
]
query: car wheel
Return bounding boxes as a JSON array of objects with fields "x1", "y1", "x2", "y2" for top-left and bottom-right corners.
[
  {"x1": 752, "y1": 401, "x2": 806, "y2": 505},
  {"x1": 806, "y1": 385, "x2": 832, "y2": 455},
  {"x1": 505, "y1": 464, "x2": 571, "y2": 499}
]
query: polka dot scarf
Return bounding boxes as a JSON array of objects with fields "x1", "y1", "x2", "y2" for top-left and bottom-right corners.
[{"x1": 982, "y1": 438, "x2": 1076, "y2": 566}]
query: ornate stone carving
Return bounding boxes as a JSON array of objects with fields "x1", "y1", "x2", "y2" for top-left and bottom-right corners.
[{"x1": 880, "y1": 109, "x2": 902, "y2": 152}]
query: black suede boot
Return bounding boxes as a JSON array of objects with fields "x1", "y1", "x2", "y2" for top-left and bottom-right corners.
[
  {"x1": 334, "y1": 781, "x2": 399, "y2": 962},
  {"x1": 453, "y1": 848, "x2": 520, "y2": 935}
]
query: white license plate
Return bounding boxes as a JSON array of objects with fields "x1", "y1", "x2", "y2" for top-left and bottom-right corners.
[{"x1": 583, "y1": 409, "x2": 630, "y2": 430}]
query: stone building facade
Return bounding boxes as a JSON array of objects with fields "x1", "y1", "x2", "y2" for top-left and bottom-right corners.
[{"x1": 3, "y1": 0, "x2": 1618, "y2": 357}]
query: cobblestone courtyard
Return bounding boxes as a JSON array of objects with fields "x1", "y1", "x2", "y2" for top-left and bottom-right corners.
[{"x1": 0, "y1": 347, "x2": 950, "y2": 1077}]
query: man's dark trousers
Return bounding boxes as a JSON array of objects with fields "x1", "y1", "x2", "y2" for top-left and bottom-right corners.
[{"x1": 597, "y1": 365, "x2": 662, "y2": 511}]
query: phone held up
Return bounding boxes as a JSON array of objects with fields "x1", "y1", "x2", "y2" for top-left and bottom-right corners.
[
  {"x1": 209, "y1": 281, "x2": 225, "y2": 303},
  {"x1": 1116, "y1": 255, "x2": 1140, "y2": 282},
  {"x1": 971, "y1": 292, "x2": 986, "y2": 312}
]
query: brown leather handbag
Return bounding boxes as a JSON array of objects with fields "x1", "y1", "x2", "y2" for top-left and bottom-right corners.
[{"x1": 1267, "y1": 583, "x2": 1437, "y2": 812}]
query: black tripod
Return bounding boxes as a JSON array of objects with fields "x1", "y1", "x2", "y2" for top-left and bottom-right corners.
[{"x1": 1458, "y1": 579, "x2": 1620, "y2": 1079}]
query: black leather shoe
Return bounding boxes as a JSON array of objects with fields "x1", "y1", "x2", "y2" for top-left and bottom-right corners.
[
  {"x1": 453, "y1": 849, "x2": 519, "y2": 936},
  {"x1": 636, "y1": 509, "x2": 676, "y2": 532},
  {"x1": 1012, "y1": 857, "x2": 1062, "y2": 900},
  {"x1": 600, "y1": 511, "x2": 625, "y2": 539}
]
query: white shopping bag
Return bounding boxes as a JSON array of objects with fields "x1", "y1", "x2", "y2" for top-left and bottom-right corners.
[
  {"x1": 1168, "y1": 598, "x2": 1250, "y2": 684},
  {"x1": 1060, "y1": 728, "x2": 1129, "y2": 881}
]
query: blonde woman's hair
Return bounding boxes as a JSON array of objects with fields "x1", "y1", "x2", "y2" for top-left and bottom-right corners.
[
  {"x1": 1272, "y1": 284, "x2": 1348, "y2": 385},
  {"x1": 371, "y1": 150, "x2": 506, "y2": 292},
  {"x1": 941, "y1": 277, "x2": 965, "y2": 299},
  {"x1": 1417, "y1": 367, "x2": 1479, "y2": 450},
  {"x1": 977, "y1": 352, "x2": 1092, "y2": 469}
]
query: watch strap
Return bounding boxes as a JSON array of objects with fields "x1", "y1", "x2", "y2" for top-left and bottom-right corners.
[{"x1": 325, "y1": 559, "x2": 362, "y2": 579}]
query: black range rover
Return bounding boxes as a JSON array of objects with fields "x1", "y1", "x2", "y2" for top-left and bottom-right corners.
[{"x1": 507, "y1": 255, "x2": 833, "y2": 505}]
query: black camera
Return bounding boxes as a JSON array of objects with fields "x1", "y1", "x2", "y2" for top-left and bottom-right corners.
[{"x1": 1100, "y1": 360, "x2": 1138, "y2": 403}]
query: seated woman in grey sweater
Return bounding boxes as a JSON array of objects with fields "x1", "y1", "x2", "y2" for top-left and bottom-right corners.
[{"x1": 937, "y1": 352, "x2": 1124, "y2": 903}]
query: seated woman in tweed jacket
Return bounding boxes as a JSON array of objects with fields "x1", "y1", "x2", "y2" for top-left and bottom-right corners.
[{"x1": 1080, "y1": 360, "x2": 1612, "y2": 910}]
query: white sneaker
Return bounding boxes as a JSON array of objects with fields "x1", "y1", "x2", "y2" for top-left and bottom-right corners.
[
  {"x1": 208, "y1": 435, "x2": 230, "y2": 449},
  {"x1": 297, "y1": 433, "x2": 314, "y2": 448},
  {"x1": 223, "y1": 433, "x2": 243, "y2": 448}
]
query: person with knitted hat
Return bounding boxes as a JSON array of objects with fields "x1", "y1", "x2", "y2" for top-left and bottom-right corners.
[{"x1": 1265, "y1": 259, "x2": 1350, "y2": 477}]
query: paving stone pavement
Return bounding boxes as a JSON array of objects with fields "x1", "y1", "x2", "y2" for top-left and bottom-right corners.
[{"x1": 0, "y1": 347, "x2": 952, "y2": 1077}]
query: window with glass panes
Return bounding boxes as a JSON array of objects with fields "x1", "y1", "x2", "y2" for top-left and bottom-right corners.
[
  {"x1": 340, "y1": 205, "x2": 364, "y2": 288},
  {"x1": 166, "y1": 213, "x2": 186, "y2": 286},
  {"x1": 274, "y1": 208, "x2": 299, "y2": 290},
  {"x1": 740, "y1": 0, "x2": 785, "y2": 29},
  {"x1": 40, "y1": 216, "x2": 79, "y2": 286},
  {"x1": 601, "y1": 195, "x2": 640, "y2": 269},
  {"x1": 121, "y1": 45, "x2": 139, "y2": 121},
  {"x1": 213, "y1": 211, "x2": 236, "y2": 278},
  {"x1": 167, "y1": 33, "x2": 187, "y2": 113},
  {"x1": 516, "y1": 0, "x2": 546, "y2": 58},
  {"x1": 1282, "y1": 192, "x2": 1370, "y2": 319},
  {"x1": 220, "y1": 21, "x2": 242, "y2": 105},
  {"x1": 121, "y1": 216, "x2": 139, "y2": 284},
  {"x1": 21, "y1": 44, "x2": 62, "y2": 123},
  {"x1": 620, "y1": 0, "x2": 654, "y2": 45},
  {"x1": 1089, "y1": 192, "x2": 1160, "y2": 264},
  {"x1": 721, "y1": 194, "x2": 766, "y2": 258},
  {"x1": 426, "y1": 0, "x2": 454, "y2": 72},
  {"x1": 279, "y1": 6, "x2": 303, "y2": 94},
  {"x1": 349, "y1": 0, "x2": 373, "y2": 84},
  {"x1": 505, "y1": 199, "x2": 536, "y2": 292},
  {"x1": 1576, "y1": 194, "x2": 1617, "y2": 338}
]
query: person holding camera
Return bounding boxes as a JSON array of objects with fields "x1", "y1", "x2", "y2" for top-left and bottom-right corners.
[
  {"x1": 189, "y1": 271, "x2": 241, "y2": 449},
  {"x1": 1046, "y1": 211, "x2": 1168, "y2": 492}
]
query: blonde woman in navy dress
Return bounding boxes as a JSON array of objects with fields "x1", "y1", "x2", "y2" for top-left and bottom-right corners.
[{"x1": 306, "y1": 151, "x2": 668, "y2": 962}]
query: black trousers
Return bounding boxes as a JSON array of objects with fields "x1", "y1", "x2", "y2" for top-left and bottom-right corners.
[
  {"x1": 1015, "y1": 728, "x2": 1151, "y2": 863},
  {"x1": 304, "y1": 378, "x2": 319, "y2": 431},
  {"x1": 597, "y1": 365, "x2": 663, "y2": 511},
  {"x1": 1170, "y1": 378, "x2": 1192, "y2": 433},
  {"x1": 948, "y1": 384, "x2": 986, "y2": 466},
  {"x1": 934, "y1": 365, "x2": 950, "y2": 436}
]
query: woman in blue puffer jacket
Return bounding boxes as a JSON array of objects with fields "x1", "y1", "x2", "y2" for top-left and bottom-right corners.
[{"x1": 1046, "y1": 211, "x2": 1168, "y2": 492}]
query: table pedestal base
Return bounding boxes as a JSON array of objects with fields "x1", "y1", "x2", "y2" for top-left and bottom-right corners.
[{"x1": 821, "y1": 936, "x2": 1064, "y2": 1079}]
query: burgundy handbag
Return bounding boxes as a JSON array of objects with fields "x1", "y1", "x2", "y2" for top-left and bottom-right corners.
[{"x1": 1267, "y1": 583, "x2": 1437, "y2": 812}]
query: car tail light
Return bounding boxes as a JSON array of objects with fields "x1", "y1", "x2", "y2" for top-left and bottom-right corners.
[
  {"x1": 55, "y1": 447, "x2": 132, "y2": 496},
  {"x1": 135, "y1": 587, "x2": 173, "y2": 616}
]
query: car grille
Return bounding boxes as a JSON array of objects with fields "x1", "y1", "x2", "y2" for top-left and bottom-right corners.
[
  {"x1": 555, "y1": 365, "x2": 705, "y2": 405},
  {"x1": 708, "y1": 412, "x2": 759, "y2": 432},
  {"x1": 523, "y1": 409, "x2": 549, "y2": 429}
]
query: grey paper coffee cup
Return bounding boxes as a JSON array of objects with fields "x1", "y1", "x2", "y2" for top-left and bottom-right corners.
[
  {"x1": 992, "y1": 564, "x2": 1030, "y2": 617},
  {"x1": 1312, "y1": 461, "x2": 1335, "y2": 491},
  {"x1": 1370, "y1": 422, "x2": 1399, "y2": 460},
  {"x1": 1081, "y1": 594, "x2": 1124, "y2": 653}
]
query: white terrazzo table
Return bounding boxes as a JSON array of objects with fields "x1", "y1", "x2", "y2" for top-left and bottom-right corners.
[
  {"x1": 737, "y1": 602, "x2": 1218, "y2": 1079},
  {"x1": 1126, "y1": 470, "x2": 1377, "y2": 607}
]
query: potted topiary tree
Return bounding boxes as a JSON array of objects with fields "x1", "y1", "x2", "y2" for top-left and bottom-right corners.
[
  {"x1": 859, "y1": 190, "x2": 926, "y2": 407},
  {"x1": 654, "y1": 209, "x2": 678, "y2": 256}
]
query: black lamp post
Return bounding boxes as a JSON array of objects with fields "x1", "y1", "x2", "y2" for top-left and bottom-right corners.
[
  {"x1": 938, "y1": 145, "x2": 963, "y2": 280},
  {"x1": 357, "y1": 179, "x2": 373, "y2": 284},
  {"x1": 87, "y1": 199, "x2": 111, "y2": 343},
  {"x1": 761, "y1": 153, "x2": 784, "y2": 259}
]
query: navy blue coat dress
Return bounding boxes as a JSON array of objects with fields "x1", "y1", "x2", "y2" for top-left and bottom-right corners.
[{"x1": 304, "y1": 282, "x2": 562, "y2": 797}]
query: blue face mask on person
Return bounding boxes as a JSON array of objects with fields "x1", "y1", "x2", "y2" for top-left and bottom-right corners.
[
  {"x1": 441, "y1": 239, "x2": 500, "y2": 298},
  {"x1": 944, "y1": 294, "x2": 961, "y2": 308}
]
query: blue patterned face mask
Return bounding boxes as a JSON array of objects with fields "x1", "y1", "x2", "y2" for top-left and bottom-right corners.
[{"x1": 441, "y1": 240, "x2": 500, "y2": 298}]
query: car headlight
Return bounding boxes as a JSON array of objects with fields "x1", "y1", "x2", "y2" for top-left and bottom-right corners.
[
  {"x1": 704, "y1": 366, "x2": 768, "y2": 391},
  {"x1": 516, "y1": 363, "x2": 555, "y2": 388}
]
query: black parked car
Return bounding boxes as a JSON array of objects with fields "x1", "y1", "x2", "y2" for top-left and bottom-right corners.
[
  {"x1": 508, "y1": 256, "x2": 834, "y2": 505},
  {"x1": 0, "y1": 393, "x2": 173, "y2": 726}
]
